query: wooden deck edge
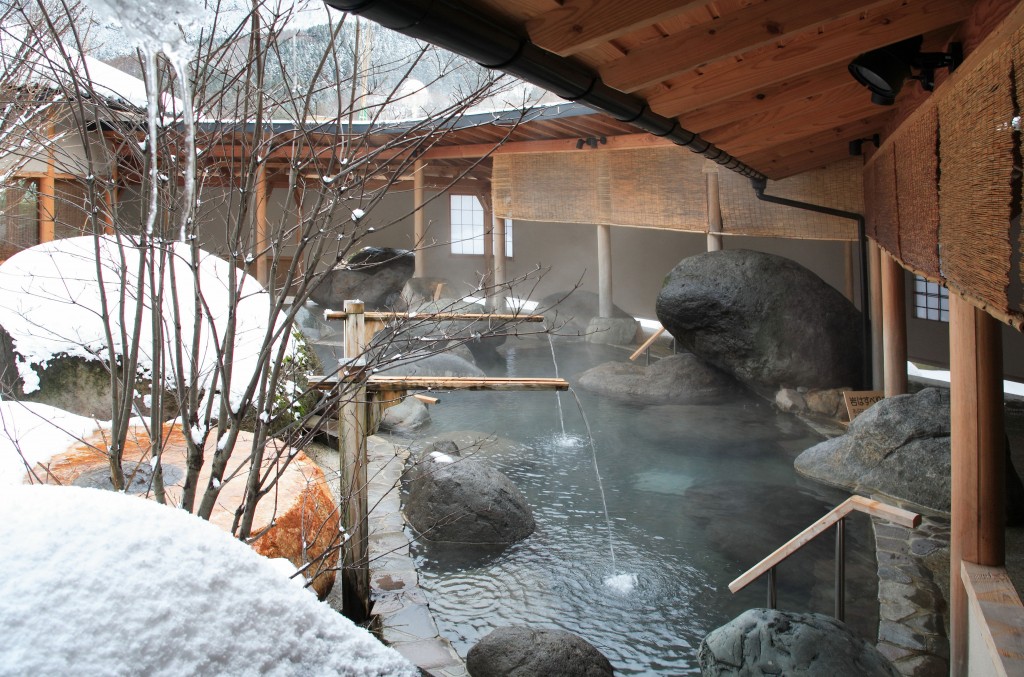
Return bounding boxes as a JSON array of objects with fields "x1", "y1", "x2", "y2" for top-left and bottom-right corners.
[{"x1": 961, "y1": 561, "x2": 1024, "y2": 677}]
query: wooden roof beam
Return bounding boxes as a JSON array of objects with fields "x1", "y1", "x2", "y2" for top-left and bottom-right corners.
[
  {"x1": 601, "y1": 0, "x2": 897, "y2": 93},
  {"x1": 648, "y1": 0, "x2": 972, "y2": 118},
  {"x1": 702, "y1": 84, "x2": 883, "y2": 156},
  {"x1": 421, "y1": 132, "x2": 673, "y2": 160},
  {"x1": 526, "y1": 0, "x2": 707, "y2": 57}
]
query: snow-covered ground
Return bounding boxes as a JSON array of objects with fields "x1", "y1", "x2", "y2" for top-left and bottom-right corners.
[
  {"x1": 0, "y1": 484, "x2": 416, "y2": 676},
  {"x1": 0, "y1": 401, "x2": 100, "y2": 485}
]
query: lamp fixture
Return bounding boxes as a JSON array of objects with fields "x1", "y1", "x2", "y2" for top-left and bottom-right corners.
[
  {"x1": 848, "y1": 36, "x2": 962, "y2": 105},
  {"x1": 849, "y1": 134, "x2": 881, "y2": 156},
  {"x1": 575, "y1": 135, "x2": 607, "y2": 149}
]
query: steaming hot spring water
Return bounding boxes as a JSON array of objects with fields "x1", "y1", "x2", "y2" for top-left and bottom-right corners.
[{"x1": 378, "y1": 340, "x2": 878, "y2": 675}]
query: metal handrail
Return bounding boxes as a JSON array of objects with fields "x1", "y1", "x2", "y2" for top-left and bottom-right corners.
[{"x1": 728, "y1": 495, "x2": 921, "y2": 621}]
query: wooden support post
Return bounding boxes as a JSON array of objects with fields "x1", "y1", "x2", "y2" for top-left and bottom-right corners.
[
  {"x1": 597, "y1": 224, "x2": 613, "y2": 318},
  {"x1": 104, "y1": 160, "x2": 118, "y2": 235},
  {"x1": 869, "y1": 241, "x2": 884, "y2": 390},
  {"x1": 255, "y1": 163, "x2": 269, "y2": 288},
  {"x1": 843, "y1": 241, "x2": 855, "y2": 303},
  {"x1": 705, "y1": 163, "x2": 723, "y2": 252},
  {"x1": 413, "y1": 159, "x2": 425, "y2": 277},
  {"x1": 479, "y1": 193, "x2": 495, "y2": 310},
  {"x1": 340, "y1": 300, "x2": 370, "y2": 621},
  {"x1": 493, "y1": 212, "x2": 507, "y2": 309},
  {"x1": 949, "y1": 293, "x2": 1005, "y2": 676},
  {"x1": 38, "y1": 119, "x2": 56, "y2": 244},
  {"x1": 880, "y1": 252, "x2": 907, "y2": 396}
]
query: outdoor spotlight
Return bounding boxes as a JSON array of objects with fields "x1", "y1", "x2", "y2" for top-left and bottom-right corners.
[
  {"x1": 848, "y1": 36, "x2": 962, "y2": 105},
  {"x1": 849, "y1": 134, "x2": 881, "y2": 156}
]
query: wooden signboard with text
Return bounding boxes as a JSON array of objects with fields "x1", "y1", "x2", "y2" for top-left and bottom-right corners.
[{"x1": 844, "y1": 390, "x2": 884, "y2": 421}]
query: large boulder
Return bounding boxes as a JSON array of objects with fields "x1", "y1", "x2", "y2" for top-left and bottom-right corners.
[
  {"x1": 795, "y1": 388, "x2": 1024, "y2": 520},
  {"x1": 699, "y1": 608, "x2": 899, "y2": 676},
  {"x1": 378, "y1": 396, "x2": 430, "y2": 433},
  {"x1": 405, "y1": 450, "x2": 535, "y2": 545},
  {"x1": 382, "y1": 353, "x2": 484, "y2": 378},
  {"x1": 540, "y1": 290, "x2": 638, "y2": 345},
  {"x1": 309, "y1": 247, "x2": 415, "y2": 309},
  {"x1": 467, "y1": 626, "x2": 614, "y2": 677},
  {"x1": 577, "y1": 352, "x2": 739, "y2": 404},
  {"x1": 655, "y1": 250, "x2": 864, "y2": 390}
]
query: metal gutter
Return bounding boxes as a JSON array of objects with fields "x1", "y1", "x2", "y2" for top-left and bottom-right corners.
[
  {"x1": 751, "y1": 178, "x2": 873, "y2": 389},
  {"x1": 323, "y1": 0, "x2": 766, "y2": 181}
]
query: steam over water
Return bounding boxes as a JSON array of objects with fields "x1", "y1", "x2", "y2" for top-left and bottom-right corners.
[{"x1": 401, "y1": 341, "x2": 878, "y2": 675}]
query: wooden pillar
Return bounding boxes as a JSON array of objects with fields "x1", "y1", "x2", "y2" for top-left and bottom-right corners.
[
  {"x1": 340, "y1": 299, "x2": 370, "y2": 621},
  {"x1": 706, "y1": 165, "x2": 723, "y2": 252},
  {"x1": 413, "y1": 159, "x2": 425, "y2": 277},
  {"x1": 493, "y1": 213, "x2": 506, "y2": 310},
  {"x1": 38, "y1": 120, "x2": 56, "y2": 243},
  {"x1": 869, "y1": 241, "x2": 885, "y2": 390},
  {"x1": 479, "y1": 193, "x2": 495, "y2": 308},
  {"x1": 254, "y1": 163, "x2": 269, "y2": 288},
  {"x1": 949, "y1": 293, "x2": 1005, "y2": 676},
  {"x1": 843, "y1": 241, "x2": 855, "y2": 303},
  {"x1": 880, "y1": 252, "x2": 907, "y2": 396},
  {"x1": 103, "y1": 160, "x2": 118, "y2": 235},
  {"x1": 597, "y1": 223, "x2": 613, "y2": 318}
]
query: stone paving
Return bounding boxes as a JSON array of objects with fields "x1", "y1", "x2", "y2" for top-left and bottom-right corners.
[
  {"x1": 365, "y1": 436, "x2": 467, "y2": 677},
  {"x1": 872, "y1": 512, "x2": 951, "y2": 677}
]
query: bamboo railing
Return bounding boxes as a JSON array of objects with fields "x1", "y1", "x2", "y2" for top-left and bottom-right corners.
[{"x1": 729, "y1": 495, "x2": 920, "y2": 620}]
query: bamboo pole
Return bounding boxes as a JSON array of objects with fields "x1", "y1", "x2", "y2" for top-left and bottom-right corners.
[
  {"x1": 949, "y1": 293, "x2": 1005, "y2": 676},
  {"x1": 340, "y1": 300, "x2": 370, "y2": 621},
  {"x1": 629, "y1": 326, "x2": 666, "y2": 361},
  {"x1": 324, "y1": 311, "x2": 545, "y2": 322}
]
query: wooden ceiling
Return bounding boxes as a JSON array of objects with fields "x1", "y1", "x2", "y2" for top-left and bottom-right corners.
[{"x1": 467, "y1": 0, "x2": 1002, "y2": 180}]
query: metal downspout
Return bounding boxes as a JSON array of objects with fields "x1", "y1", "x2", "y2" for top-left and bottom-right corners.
[
  {"x1": 322, "y1": 0, "x2": 766, "y2": 182},
  {"x1": 751, "y1": 178, "x2": 873, "y2": 390}
]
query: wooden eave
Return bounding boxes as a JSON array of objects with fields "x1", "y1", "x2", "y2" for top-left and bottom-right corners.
[{"x1": 468, "y1": 0, "x2": 1013, "y2": 180}]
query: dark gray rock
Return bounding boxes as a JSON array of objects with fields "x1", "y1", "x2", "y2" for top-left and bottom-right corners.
[
  {"x1": 655, "y1": 249, "x2": 864, "y2": 390},
  {"x1": 0, "y1": 326, "x2": 175, "y2": 419},
  {"x1": 467, "y1": 626, "x2": 614, "y2": 677},
  {"x1": 796, "y1": 388, "x2": 949, "y2": 512},
  {"x1": 699, "y1": 608, "x2": 899, "y2": 677},
  {"x1": 382, "y1": 353, "x2": 484, "y2": 378},
  {"x1": 577, "y1": 353, "x2": 739, "y2": 404},
  {"x1": 401, "y1": 277, "x2": 453, "y2": 305},
  {"x1": 379, "y1": 396, "x2": 430, "y2": 433},
  {"x1": 795, "y1": 388, "x2": 1024, "y2": 522},
  {"x1": 540, "y1": 290, "x2": 638, "y2": 344},
  {"x1": 405, "y1": 454, "x2": 535, "y2": 545},
  {"x1": 309, "y1": 247, "x2": 414, "y2": 309}
]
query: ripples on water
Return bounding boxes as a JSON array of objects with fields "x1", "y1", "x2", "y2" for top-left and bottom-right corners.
[{"x1": 402, "y1": 341, "x2": 878, "y2": 675}]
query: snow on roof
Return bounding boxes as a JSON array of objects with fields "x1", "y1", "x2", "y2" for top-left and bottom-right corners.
[{"x1": 0, "y1": 483, "x2": 417, "y2": 676}]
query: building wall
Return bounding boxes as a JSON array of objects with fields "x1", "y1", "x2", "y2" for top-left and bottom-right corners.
[{"x1": 904, "y1": 270, "x2": 1024, "y2": 381}]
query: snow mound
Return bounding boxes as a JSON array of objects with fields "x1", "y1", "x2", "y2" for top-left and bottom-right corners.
[
  {"x1": 0, "y1": 400, "x2": 99, "y2": 486},
  {"x1": 0, "y1": 484, "x2": 416, "y2": 676},
  {"x1": 0, "y1": 236, "x2": 285, "y2": 412}
]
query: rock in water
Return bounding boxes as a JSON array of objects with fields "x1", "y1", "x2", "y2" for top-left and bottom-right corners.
[
  {"x1": 405, "y1": 454, "x2": 534, "y2": 545},
  {"x1": 540, "y1": 290, "x2": 638, "y2": 345},
  {"x1": 309, "y1": 247, "x2": 414, "y2": 309},
  {"x1": 467, "y1": 626, "x2": 614, "y2": 677},
  {"x1": 577, "y1": 352, "x2": 738, "y2": 404},
  {"x1": 699, "y1": 608, "x2": 899, "y2": 677},
  {"x1": 378, "y1": 396, "x2": 430, "y2": 433},
  {"x1": 795, "y1": 388, "x2": 1024, "y2": 521},
  {"x1": 656, "y1": 249, "x2": 863, "y2": 389}
]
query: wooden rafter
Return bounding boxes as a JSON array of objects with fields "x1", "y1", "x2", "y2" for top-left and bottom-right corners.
[
  {"x1": 525, "y1": 0, "x2": 707, "y2": 57},
  {"x1": 646, "y1": 0, "x2": 972, "y2": 118},
  {"x1": 600, "y1": 0, "x2": 897, "y2": 93}
]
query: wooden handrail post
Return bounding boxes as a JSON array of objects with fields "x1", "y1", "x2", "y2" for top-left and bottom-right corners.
[{"x1": 340, "y1": 300, "x2": 370, "y2": 621}]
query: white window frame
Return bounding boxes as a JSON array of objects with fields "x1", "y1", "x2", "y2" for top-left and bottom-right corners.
[
  {"x1": 449, "y1": 194, "x2": 513, "y2": 257},
  {"x1": 913, "y1": 275, "x2": 949, "y2": 322}
]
